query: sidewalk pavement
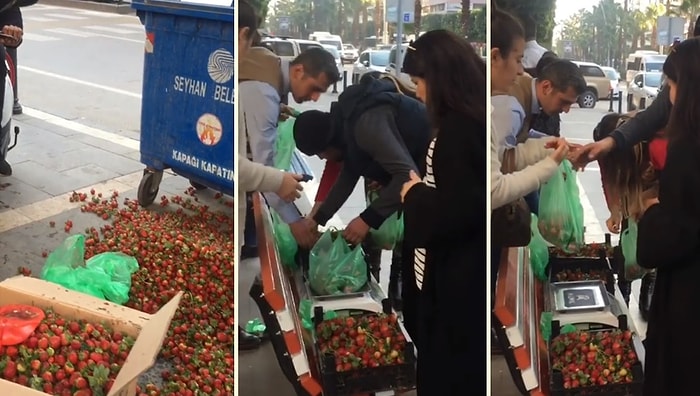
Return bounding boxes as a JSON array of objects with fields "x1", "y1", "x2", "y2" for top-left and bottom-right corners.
[{"x1": 39, "y1": 0, "x2": 135, "y2": 14}]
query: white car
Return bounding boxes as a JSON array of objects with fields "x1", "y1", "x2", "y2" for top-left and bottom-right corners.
[
  {"x1": 628, "y1": 71, "x2": 662, "y2": 110},
  {"x1": 341, "y1": 44, "x2": 359, "y2": 64},
  {"x1": 352, "y1": 49, "x2": 390, "y2": 83},
  {"x1": 601, "y1": 66, "x2": 622, "y2": 100},
  {"x1": 322, "y1": 44, "x2": 344, "y2": 81},
  {"x1": 260, "y1": 37, "x2": 324, "y2": 63}
]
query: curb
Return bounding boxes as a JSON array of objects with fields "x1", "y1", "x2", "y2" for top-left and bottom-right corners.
[{"x1": 39, "y1": 0, "x2": 135, "y2": 15}]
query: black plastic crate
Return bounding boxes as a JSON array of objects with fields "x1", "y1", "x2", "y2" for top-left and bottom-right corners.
[
  {"x1": 312, "y1": 304, "x2": 417, "y2": 395},
  {"x1": 549, "y1": 325, "x2": 643, "y2": 396},
  {"x1": 548, "y1": 256, "x2": 615, "y2": 295}
]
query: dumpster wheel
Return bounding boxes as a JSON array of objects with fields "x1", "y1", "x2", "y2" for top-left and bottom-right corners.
[{"x1": 137, "y1": 169, "x2": 163, "y2": 207}]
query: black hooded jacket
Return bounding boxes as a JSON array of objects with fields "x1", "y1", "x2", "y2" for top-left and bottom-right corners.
[{"x1": 313, "y1": 77, "x2": 431, "y2": 229}]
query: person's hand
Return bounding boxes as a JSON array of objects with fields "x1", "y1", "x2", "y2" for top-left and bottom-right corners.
[
  {"x1": 0, "y1": 25, "x2": 22, "y2": 46},
  {"x1": 290, "y1": 219, "x2": 319, "y2": 249},
  {"x1": 400, "y1": 170, "x2": 422, "y2": 203},
  {"x1": 570, "y1": 137, "x2": 616, "y2": 170},
  {"x1": 277, "y1": 172, "x2": 304, "y2": 202},
  {"x1": 279, "y1": 104, "x2": 296, "y2": 122},
  {"x1": 366, "y1": 179, "x2": 382, "y2": 192},
  {"x1": 343, "y1": 217, "x2": 370, "y2": 245},
  {"x1": 545, "y1": 137, "x2": 570, "y2": 164},
  {"x1": 606, "y1": 214, "x2": 622, "y2": 234}
]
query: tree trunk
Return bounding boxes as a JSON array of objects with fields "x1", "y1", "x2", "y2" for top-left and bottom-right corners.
[
  {"x1": 414, "y1": 0, "x2": 422, "y2": 35},
  {"x1": 461, "y1": 0, "x2": 470, "y2": 37},
  {"x1": 361, "y1": 6, "x2": 368, "y2": 43},
  {"x1": 374, "y1": 0, "x2": 382, "y2": 37},
  {"x1": 651, "y1": 24, "x2": 657, "y2": 48}
]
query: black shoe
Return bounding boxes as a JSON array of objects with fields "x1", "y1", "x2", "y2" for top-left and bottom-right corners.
[
  {"x1": 240, "y1": 245, "x2": 259, "y2": 260},
  {"x1": 12, "y1": 101, "x2": 22, "y2": 115},
  {"x1": 0, "y1": 159, "x2": 11, "y2": 176},
  {"x1": 238, "y1": 326, "x2": 261, "y2": 351}
]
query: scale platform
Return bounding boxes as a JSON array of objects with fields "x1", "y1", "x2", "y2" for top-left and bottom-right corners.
[
  {"x1": 294, "y1": 269, "x2": 388, "y2": 315},
  {"x1": 546, "y1": 280, "x2": 626, "y2": 330}
]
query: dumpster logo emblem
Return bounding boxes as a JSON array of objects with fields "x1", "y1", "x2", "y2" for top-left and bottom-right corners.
[
  {"x1": 207, "y1": 49, "x2": 234, "y2": 84},
  {"x1": 197, "y1": 113, "x2": 223, "y2": 146}
]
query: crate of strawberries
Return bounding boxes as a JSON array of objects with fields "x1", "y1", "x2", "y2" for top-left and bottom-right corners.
[
  {"x1": 548, "y1": 244, "x2": 615, "y2": 295},
  {"x1": 0, "y1": 275, "x2": 181, "y2": 396},
  {"x1": 549, "y1": 329, "x2": 643, "y2": 396},
  {"x1": 312, "y1": 307, "x2": 416, "y2": 396}
]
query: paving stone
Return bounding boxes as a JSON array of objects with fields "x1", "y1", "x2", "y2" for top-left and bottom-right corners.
[
  {"x1": 72, "y1": 133, "x2": 138, "y2": 155},
  {"x1": 61, "y1": 163, "x2": 121, "y2": 188},
  {"x1": 0, "y1": 177, "x2": 53, "y2": 211},
  {"x1": 10, "y1": 160, "x2": 85, "y2": 196},
  {"x1": 40, "y1": 147, "x2": 142, "y2": 175}
]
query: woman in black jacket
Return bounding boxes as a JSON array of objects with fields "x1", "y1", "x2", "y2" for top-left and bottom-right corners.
[
  {"x1": 636, "y1": 37, "x2": 700, "y2": 395},
  {"x1": 400, "y1": 30, "x2": 487, "y2": 395}
]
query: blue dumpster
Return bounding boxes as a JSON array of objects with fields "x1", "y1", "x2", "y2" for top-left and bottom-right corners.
[{"x1": 131, "y1": 0, "x2": 233, "y2": 207}]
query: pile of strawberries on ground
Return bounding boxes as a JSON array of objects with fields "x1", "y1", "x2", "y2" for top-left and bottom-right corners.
[{"x1": 13, "y1": 187, "x2": 234, "y2": 395}]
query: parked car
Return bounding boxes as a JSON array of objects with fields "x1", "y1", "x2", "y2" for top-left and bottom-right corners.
[
  {"x1": 352, "y1": 49, "x2": 390, "y2": 83},
  {"x1": 571, "y1": 61, "x2": 610, "y2": 108},
  {"x1": 601, "y1": 66, "x2": 622, "y2": 100},
  {"x1": 341, "y1": 44, "x2": 359, "y2": 64},
  {"x1": 322, "y1": 44, "x2": 344, "y2": 81},
  {"x1": 385, "y1": 43, "x2": 416, "y2": 90},
  {"x1": 260, "y1": 37, "x2": 324, "y2": 63},
  {"x1": 316, "y1": 35, "x2": 343, "y2": 51},
  {"x1": 627, "y1": 71, "x2": 662, "y2": 110}
]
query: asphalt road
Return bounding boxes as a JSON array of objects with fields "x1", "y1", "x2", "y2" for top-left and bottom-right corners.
[{"x1": 20, "y1": 3, "x2": 144, "y2": 139}]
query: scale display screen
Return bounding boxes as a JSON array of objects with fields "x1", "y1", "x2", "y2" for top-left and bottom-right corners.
[{"x1": 563, "y1": 289, "x2": 597, "y2": 308}]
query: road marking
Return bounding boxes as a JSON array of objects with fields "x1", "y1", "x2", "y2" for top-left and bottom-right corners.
[
  {"x1": 44, "y1": 27, "x2": 97, "y2": 38},
  {"x1": 22, "y1": 32, "x2": 61, "y2": 42},
  {"x1": 43, "y1": 27, "x2": 143, "y2": 43},
  {"x1": 24, "y1": 16, "x2": 56, "y2": 23},
  {"x1": 75, "y1": 10, "x2": 124, "y2": 18},
  {"x1": 44, "y1": 13, "x2": 88, "y2": 20},
  {"x1": 115, "y1": 23, "x2": 146, "y2": 32},
  {"x1": 18, "y1": 66, "x2": 142, "y2": 99},
  {"x1": 85, "y1": 25, "x2": 142, "y2": 35},
  {"x1": 22, "y1": 107, "x2": 140, "y2": 151}
]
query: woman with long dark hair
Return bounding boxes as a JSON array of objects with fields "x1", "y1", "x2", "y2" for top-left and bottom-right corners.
[
  {"x1": 399, "y1": 29, "x2": 486, "y2": 394},
  {"x1": 636, "y1": 37, "x2": 700, "y2": 394}
]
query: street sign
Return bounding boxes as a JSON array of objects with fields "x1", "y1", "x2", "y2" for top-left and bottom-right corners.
[
  {"x1": 385, "y1": 0, "x2": 412, "y2": 23},
  {"x1": 403, "y1": 12, "x2": 413, "y2": 24},
  {"x1": 657, "y1": 16, "x2": 685, "y2": 46}
]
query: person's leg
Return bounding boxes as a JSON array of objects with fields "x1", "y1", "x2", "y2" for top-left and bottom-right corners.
[
  {"x1": 491, "y1": 246, "x2": 503, "y2": 354},
  {"x1": 241, "y1": 193, "x2": 258, "y2": 259},
  {"x1": 6, "y1": 46, "x2": 20, "y2": 115},
  {"x1": 363, "y1": 179, "x2": 381, "y2": 281},
  {"x1": 616, "y1": 218, "x2": 632, "y2": 306}
]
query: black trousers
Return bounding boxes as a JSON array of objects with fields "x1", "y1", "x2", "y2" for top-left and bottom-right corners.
[{"x1": 6, "y1": 46, "x2": 16, "y2": 103}]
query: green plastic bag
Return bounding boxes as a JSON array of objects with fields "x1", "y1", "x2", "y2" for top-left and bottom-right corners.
[
  {"x1": 538, "y1": 160, "x2": 585, "y2": 253},
  {"x1": 528, "y1": 214, "x2": 550, "y2": 281},
  {"x1": 298, "y1": 299, "x2": 337, "y2": 330},
  {"x1": 275, "y1": 118, "x2": 296, "y2": 171},
  {"x1": 367, "y1": 191, "x2": 404, "y2": 250},
  {"x1": 309, "y1": 231, "x2": 368, "y2": 295},
  {"x1": 271, "y1": 211, "x2": 298, "y2": 270},
  {"x1": 621, "y1": 218, "x2": 650, "y2": 281},
  {"x1": 41, "y1": 235, "x2": 139, "y2": 305}
]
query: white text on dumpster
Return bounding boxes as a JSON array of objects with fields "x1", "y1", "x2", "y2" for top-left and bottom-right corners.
[
  {"x1": 172, "y1": 150, "x2": 234, "y2": 181},
  {"x1": 173, "y1": 76, "x2": 207, "y2": 97}
]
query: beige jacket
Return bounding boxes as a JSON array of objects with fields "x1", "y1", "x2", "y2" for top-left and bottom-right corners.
[{"x1": 236, "y1": 47, "x2": 286, "y2": 251}]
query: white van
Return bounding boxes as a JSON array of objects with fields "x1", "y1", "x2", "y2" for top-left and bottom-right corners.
[
  {"x1": 316, "y1": 35, "x2": 343, "y2": 52},
  {"x1": 625, "y1": 51, "x2": 666, "y2": 84}
]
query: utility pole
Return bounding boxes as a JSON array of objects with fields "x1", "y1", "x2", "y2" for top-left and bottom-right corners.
[{"x1": 619, "y1": 0, "x2": 628, "y2": 71}]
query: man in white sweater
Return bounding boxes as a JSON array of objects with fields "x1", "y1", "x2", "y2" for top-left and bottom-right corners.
[{"x1": 236, "y1": 0, "x2": 303, "y2": 350}]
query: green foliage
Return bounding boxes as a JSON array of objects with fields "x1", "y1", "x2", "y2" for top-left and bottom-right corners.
[
  {"x1": 493, "y1": 0, "x2": 557, "y2": 47},
  {"x1": 420, "y1": 8, "x2": 485, "y2": 42},
  {"x1": 249, "y1": 0, "x2": 271, "y2": 23}
]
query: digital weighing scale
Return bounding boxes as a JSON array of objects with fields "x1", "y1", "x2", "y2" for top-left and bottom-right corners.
[
  {"x1": 292, "y1": 269, "x2": 387, "y2": 315},
  {"x1": 545, "y1": 280, "x2": 625, "y2": 330}
]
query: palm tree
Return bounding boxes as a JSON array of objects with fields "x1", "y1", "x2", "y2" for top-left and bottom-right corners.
[
  {"x1": 461, "y1": 0, "x2": 470, "y2": 37},
  {"x1": 414, "y1": 0, "x2": 422, "y2": 34}
]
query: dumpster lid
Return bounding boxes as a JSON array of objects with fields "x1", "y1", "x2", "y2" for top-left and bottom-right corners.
[{"x1": 132, "y1": 0, "x2": 233, "y2": 21}]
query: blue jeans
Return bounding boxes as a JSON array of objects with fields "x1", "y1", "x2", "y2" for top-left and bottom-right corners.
[
  {"x1": 244, "y1": 193, "x2": 257, "y2": 247},
  {"x1": 524, "y1": 190, "x2": 540, "y2": 215}
]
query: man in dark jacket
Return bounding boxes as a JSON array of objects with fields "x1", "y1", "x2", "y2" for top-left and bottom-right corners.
[{"x1": 294, "y1": 76, "x2": 430, "y2": 245}]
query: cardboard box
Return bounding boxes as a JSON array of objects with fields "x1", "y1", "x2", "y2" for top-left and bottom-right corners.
[{"x1": 0, "y1": 276, "x2": 183, "y2": 396}]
